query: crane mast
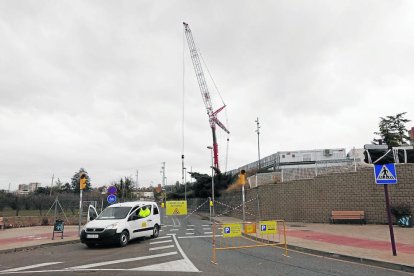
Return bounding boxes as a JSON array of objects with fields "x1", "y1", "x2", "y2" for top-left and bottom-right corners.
[{"x1": 183, "y1": 22, "x2": 230, "y2": 172}]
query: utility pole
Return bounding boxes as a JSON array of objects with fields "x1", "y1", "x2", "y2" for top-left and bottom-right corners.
[
  {"x1": 49, "y1": 174, "x2": 54, "y2": 197},
  {"x1": 184, "y1": 167, "x2": 187, "y2": 201},
  {"x1": 255, "y1": 117, "x2": 261, "y2": 169},
  {"x1": 161, "y1": 162, "x2": 166, "y2": 189},
  {"x1": 136, "y1": 170, "x2": 139, "y2": 190},
  {"x1": 181, "y1": 155, "x2": 184, "y2": 189},
  {"x1": 8, "y1": 183, "x2": 11, "y2": 193}
]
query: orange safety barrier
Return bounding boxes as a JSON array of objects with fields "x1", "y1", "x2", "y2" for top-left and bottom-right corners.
[{"x1": 211, "y1": 220, "x2": 288, "y2": 264}]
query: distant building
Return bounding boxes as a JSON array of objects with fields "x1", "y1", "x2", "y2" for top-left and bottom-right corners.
[
  {"x1": 131, "y1": 191, "x2": 154, "y2": 200},
  {"x1": 232, "y1": 148, "x2": 350, "y2": 174},
  {"x1": 16, "y1": 182, "x2": 40, "y2": 195},
  {"x1": 409, "y1": 127, "x2": 414, "y2": 145}
]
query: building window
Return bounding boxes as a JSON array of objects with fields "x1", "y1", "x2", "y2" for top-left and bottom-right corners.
[
  {"x1": 292, "y1": 154, "x2": 295, "y2": 158},
  {"x1": 282, "y1": 155, "x2": 285, "y2": 158},
  {"x1": 303, "y1": 154, "x2": 311, "y2": 162}
]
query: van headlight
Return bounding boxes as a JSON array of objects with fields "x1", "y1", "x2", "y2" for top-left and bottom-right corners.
[{"x1": 105, "y1": 223, "x2": 119, "y2": 229}]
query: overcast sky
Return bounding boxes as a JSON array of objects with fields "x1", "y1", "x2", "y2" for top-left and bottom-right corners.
[{"x1": 1, "y1": 0, "x2": 413, "y2": 191}]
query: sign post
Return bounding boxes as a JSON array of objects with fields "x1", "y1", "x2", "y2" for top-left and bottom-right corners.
[
  {"x1": 78, "y1": 173, "x2": 87, "y2": 236},
  {"x1": 238, "y1": 170, "x2": 247, "y2": 222},
  {"x1": 374, "y1": 163, "x2": 398, "y2": 256},
  {"x1": 107, "y1": 186, "x2": 117, "y2": 205}
]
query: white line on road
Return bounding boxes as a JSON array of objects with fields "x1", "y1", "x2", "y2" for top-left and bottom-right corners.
[
  {"x1": 170, "y1": 234, "x2": 199, "y2": 272},
  {"x1": 185, "y1": 233, "x2": 194, "y2": 235},
  {"x1": 67, "y1": 252, "x2": 178, "y2": 269},
  {"x1": 170, "y1": 228, "x2": 179, "y2": 231},
  {"x1": 1, "y1": 262, "x2": 63, "y2": 272},
  {"x1": 186, "y1": 228, "x2": 195, "y2": 231},
  {"x1": 150, "y1": 239, "x2": 172, "y2": 245},
  {"x1": 204, "y1": 232, "x2": 213, "y2": 234},
  {"x1": 178, "y1": 235, "x2": 222, "y2": 239},
  {"x1": 156, "y1": 235, "x2": 172, "y2": 239},
  {"x1": 149, "y1": 245, "x2": 175, "y2": 251}
]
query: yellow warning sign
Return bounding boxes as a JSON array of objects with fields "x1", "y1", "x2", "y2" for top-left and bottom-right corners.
[
  {"x1": 222, "y1": 223, "x2": 242, "y2": 238},
  {"x1": 166, "y1": 201, "x2": 187, "y2": 216},
  {"x1": 244, "y1": 223, "x2": 256, "y2": 234},
  {"x1": 259, "y1": 220, "x2": 277, "y2": 234}
]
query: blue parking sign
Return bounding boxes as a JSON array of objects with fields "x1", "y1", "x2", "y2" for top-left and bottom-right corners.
[{"x1": 224, "y1": 227, "x2": 230, "y2": 234}]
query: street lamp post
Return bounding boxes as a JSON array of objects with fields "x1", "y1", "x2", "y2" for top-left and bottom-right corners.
[
  {"x1": 207, "y1": 146, "x2": 215, "y2": 218},
  {"x1": 184, "y1": 167, "x2": 187, "y2": 201}
]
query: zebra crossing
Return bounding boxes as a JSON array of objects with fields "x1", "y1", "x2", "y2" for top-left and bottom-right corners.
[{"x1": 0, "y1": 233, "x2": 199, "y2": 274}]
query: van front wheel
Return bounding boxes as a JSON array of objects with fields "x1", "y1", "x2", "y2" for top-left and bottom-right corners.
[
  {"x1": 118, "y1": 231, "x2": 129, "y2": 247},
  {"x1": 151, "y1": 225, "x2": 160, "y2": 238}
]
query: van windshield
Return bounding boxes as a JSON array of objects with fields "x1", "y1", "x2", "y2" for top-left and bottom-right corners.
[{"x1": 96, "y1": 207, "x2": 132, "y2": 220}]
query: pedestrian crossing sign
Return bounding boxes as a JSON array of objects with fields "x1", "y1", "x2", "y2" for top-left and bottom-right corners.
[{"x1": 374, "y1": 163, "x2": 397, "y2": 185}]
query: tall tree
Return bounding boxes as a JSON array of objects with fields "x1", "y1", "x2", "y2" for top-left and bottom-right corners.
[
  {"x1": 373, "y1": 112, "x2": 411, "y2": 147},
  {"x1": 71, "y1": 168, "x2": 92, "y2": 193},
  {"x1": 113, "y1": 177, "x2": 134, "y2": 201}
]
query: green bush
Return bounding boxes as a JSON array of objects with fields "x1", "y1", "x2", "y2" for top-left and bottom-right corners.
[{"x1": 391, "y1": 203, "x2": 412, "y2": 217}]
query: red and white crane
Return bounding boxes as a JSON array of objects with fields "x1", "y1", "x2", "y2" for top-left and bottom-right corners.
[{"x1": 183, "y1": 22, "x2": 230, "y2": 172}]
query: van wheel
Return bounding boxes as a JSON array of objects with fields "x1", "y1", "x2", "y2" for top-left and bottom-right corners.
[
  {"x1": 118, "y1": 231, "x2": 129, "y2": 247},
  {"x1": 151, "y1": 225, "x2": 160, "y2": 238}
]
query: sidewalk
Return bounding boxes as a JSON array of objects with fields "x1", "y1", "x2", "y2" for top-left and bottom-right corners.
[
  {"x1": 0, "y1": 225, "x2": 79, "y2": 253},
  {"x1": 211, "y1": 216, "x2": 414, "y2": 272}
]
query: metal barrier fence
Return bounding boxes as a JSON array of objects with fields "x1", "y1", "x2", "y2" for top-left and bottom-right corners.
[{"x1": 211, "y1": 220, "x2": 288, "y2": 264}]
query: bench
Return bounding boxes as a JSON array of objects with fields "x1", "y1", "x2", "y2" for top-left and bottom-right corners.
[
  {"x1": 0, "y1": 217, "x2": 5, "y2": 230},
  {"x1": 331, "y1": 211, "x2": 365, "y2": 225}
]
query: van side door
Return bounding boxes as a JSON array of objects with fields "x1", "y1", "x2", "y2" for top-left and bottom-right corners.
[
  {"x1": 127, "y1": 206, "x2": 140, "y2": 239},
  {"x1": 133, "y1": 205, "x2": 154, "y2": 238}
]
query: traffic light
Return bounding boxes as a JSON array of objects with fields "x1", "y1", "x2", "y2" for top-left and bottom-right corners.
[
  {"x1": 238, "y1": 170, "x2": 246, "y2": 185},
  {"x1": 80, "y1": 174, "x2": 87, "y2": 190}
]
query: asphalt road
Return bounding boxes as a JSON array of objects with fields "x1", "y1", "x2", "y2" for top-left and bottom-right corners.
[{"x1": 0, "y1": 213, "x2": 410, "y2": 275}]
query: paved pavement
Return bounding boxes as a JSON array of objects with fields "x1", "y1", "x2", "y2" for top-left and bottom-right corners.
[{"x1": 0, "y1": 217, "x2": 413, "y2": 272}]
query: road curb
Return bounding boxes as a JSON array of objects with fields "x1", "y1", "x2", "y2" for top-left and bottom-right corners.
[
  {"x1": 285, "y1": 244, "x2": 414, "y2": 273},
  {"x1": 204, "y1": 215, "x2": 414, "y2": 273},
  {"x1": 0, "y1": 239, "x2": 80, "y2": 255}
]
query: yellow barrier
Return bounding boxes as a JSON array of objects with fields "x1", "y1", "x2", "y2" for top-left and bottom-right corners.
[{"x1": 211, "y1": 220, "x2": 288, "y2": 264}]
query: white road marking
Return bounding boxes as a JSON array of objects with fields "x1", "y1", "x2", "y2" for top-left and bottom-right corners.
[
  {"x1": 170, "y1": 234, "x2": 199, "y2": 272},
  {"x1": 67, "y1": 251, "x2": 178, "y2": 269},
  {"x1": 187, "y1": 224, "x2": 195, "y2": 227},
  {"x1": 186, "y1": 228, "x2": 195, "y2": 231},
  {"x1": 156, "y1": 235, "x2": 172, "y2": 240},
  {"x1": 185, "y1": 233, "x2": 194, "y2": 235},
  {"x1": 203, "y1": 228, "x2": 211, "y2": 231},
  {"x1": 149, "y1": 245, "x2": 175, "y2": 251},
  {"x1": 150, "y1": 239, "x2": 172, "y2": 245},
  {"x1": 204, "y1": 232, "x2": 213, "y2": 234},
  {"x1": 131, "y1": 259, "x2": 200, "y2": 272},
  {"x1": 178, "y1": 235, "x2": 222, "y2": 239},
  {"x1": 1, "y1": 262, "x2": 63, "y2": 272},
  {"x1": 201, "y1": 224, "x2": 211, "y2": 227},
  {"x1": 162, "y1": 224, "x2": 173, "y2": 227},
  {"x1": 170, "y1": 228, "x2": 179, "y2": 231}
]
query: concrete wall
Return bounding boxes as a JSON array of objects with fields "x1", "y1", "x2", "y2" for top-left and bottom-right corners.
[{"x1": 218, "y1": 164, "x2": 414, "y2": 224}]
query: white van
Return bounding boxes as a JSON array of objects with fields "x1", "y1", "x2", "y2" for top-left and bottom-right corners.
[{"x1": 80, "y1": 201, "x2": 161, "y2": 248}]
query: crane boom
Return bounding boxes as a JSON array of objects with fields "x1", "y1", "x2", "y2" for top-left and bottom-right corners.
[{"x1": 183, "y1": 22, "x2": 229, "y2": 171}]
